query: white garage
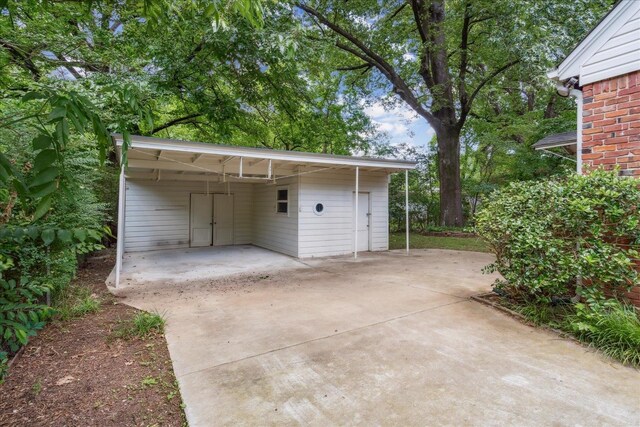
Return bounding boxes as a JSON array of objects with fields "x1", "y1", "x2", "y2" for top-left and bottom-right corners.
[{"x1": 112, "y1": 135, "x2": 415, "y2": 286}]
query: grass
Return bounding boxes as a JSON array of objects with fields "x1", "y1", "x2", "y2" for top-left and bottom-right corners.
[
  {"x1": 55, "y1": 286, "x2": 101, "y2": 320},
  {"x1": 31, "y1": 379, "x2": 42, "y2": 396},
  {"x1": 389, "y1": 232, "x2": 489, "y2": 252},
  {"x1": 510, "y1": 302, "x2": 573, "y2": 328},
  {"x1": 565, "y1": 302, "x2": 640, "y2": 367},
  {"x1": 111, "y1": 311, "x2": 166, "y2": 340},
  {"x1": 141, "y1": 376, "x2": 158, "y2": 387},
  {"x1": 496, "y1": 297, "x2": 640, "y2": 368}
]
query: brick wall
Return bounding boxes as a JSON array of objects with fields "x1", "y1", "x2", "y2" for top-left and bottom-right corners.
[
  {"x1": 626, "y1": 284, "x2": 640, "y2": 307},
  {"x1": 582, "y1": 71, "x2": 640, "y2": 307},
  {"x1": 582, "y1": 70, "x2": 640, "y2": 177}
]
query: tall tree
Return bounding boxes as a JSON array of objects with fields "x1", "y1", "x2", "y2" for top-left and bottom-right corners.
[{"x1": 295, "y1": 0, "x2": 610, "y2": 225}]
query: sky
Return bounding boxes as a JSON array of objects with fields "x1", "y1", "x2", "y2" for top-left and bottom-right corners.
[{"x1": 362, "y1": 101, "x2": 435, "y2": 148}]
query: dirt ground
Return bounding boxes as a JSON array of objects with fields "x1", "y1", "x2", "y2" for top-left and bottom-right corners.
[{"x1": 0, "y1": 250, "x2": 185, "y2": 426}]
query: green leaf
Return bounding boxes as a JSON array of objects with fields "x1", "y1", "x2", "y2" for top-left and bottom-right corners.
[
  {"x1": 48, "y1": 106, "x2": 67, "y2": 122},
  {"x1": 55, "y1": 119, "x2": 69, "y2": 147},
  {"x1": 13, "y1": 177, "x2": 30, "y2": 198},
  {"x1": 67, "y1": 108, "x2": 84, "y2": 132},
  {"x1": 30, "y1": 180, "x2": 58, "y2": 198},
  {"x1": 26, "y1": 226, "x2": 39, "y2": 240},
  {"x1": 33, "y1": 149, "x2": 57, "y2": 173},
  {"x1": 57, "y1": 229, "x2": 72, "y2": 243},
  {"x1": 14, "y1": 328, "x2": 28, "y2": 345},
  {"x1": 0, "y1": 152, "x2": 14, "y2": 173},
  {"x1": 73, "y1": 229, "x2": 87, "y2": 242},
  {"x1": 21, "y1": 91, "x2": 46, "y2": 102},
  {"x1": 41, "y1": 229, "x2": 56, "y2": 246},
  {"x1": 32, "y1": 135, "x2": 53, "y2": 150},
  {"x1": 33, "y1": 195, "x2": 52, "y2": 221},
  {"x1": 29, "y1": 167, "x2": 58, "y2": 187},
  {"x1": 145, "y1": 109, "x2": 154, "y2": 130},
  {"x1": 0, "y1": 163, "x2": 8, "y2": 183}
]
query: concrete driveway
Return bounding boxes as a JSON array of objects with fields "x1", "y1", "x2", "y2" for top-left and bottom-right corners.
[{"x1": 114, "y1": 248, "x2": 640, "y2": 426}]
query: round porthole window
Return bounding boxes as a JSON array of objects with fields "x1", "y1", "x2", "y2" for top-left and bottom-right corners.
[{"x1": 313, "y1": 202, "x2": 325, "y2": 215}]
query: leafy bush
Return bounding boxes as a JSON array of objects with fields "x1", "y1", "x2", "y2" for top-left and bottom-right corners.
[
  {"x1": 0, "y1": 273, "x2": 52, "y2": 353},
  {"x1": 1, "y1": 125, "x2": 111, "y2": 382},
  {"x1": 0, "y1": 227, "x2": 103, "y2": 351},
  {"x1": 476, "y1": 170, "x2": 640, "y2": 304}
]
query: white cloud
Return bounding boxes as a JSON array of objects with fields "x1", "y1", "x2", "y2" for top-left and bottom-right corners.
[
  {"x1": 402, "y1": 52, "x2": 416, "y2": 62},
  {"x1": 363, "y1": 100, "x2": 434, "y2": 146}
]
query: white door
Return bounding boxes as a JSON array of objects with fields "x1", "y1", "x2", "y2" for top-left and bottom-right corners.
[
  {"x1": 354, "y1": 192, "x2": 370, "y2": 252},
  {"x1": 190, "y1": 194, "x2": 212, "y2": 247},
  {"x1": 213, "y1": 194, "x2": 234, "y2": 246}
]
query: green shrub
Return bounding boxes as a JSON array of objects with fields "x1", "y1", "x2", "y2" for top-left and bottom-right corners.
[
  {"x1": 476, "y1": 170, "x2": 640, "y2": 305},
  {"x1": 1, "y1": 135, "x2": 110, "y2": 382},
  {"x1": 0, "y1": 261, "x2": 53, "y2": 354},
  {"x1": 564, "y1": 300, "x2": 640, "y2": 367}
]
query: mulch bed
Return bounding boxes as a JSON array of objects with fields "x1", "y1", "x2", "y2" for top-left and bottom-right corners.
[
  {"x1": 472, "y1": 292, "x2": 580, "y2": 343},
  {"x1": 0, "y1": 250, "x2": 185, "y2": 426}
]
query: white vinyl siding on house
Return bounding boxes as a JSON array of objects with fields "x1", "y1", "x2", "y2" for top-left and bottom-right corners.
[
  {"x1": 124, "y1": 180, "x2": 253, "y2": 252},
  {"x1": 297, "y1": 169, "x2": 389, "y2": 258},
  {"x1": 251, "y1": 178, "x2": 299, "y2": 257},
  {"x1": 581, "y1": 6, "x2": 640, "y2": 85}
]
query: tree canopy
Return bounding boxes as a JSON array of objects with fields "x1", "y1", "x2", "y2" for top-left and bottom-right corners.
[{"x1": 295, "y1": 0, "x2": 614, "y2": 225}]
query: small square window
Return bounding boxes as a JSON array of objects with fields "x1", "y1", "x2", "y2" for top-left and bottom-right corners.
[{"x1": 276, "y1": 187, "x2": 288, "y2": 214}]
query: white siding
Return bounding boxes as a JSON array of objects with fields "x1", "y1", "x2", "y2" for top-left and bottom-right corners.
[
  {"x1": 580, "y1": 4, "x2": 640, "y2": 85},
  {"x1": 251, "y1": 178, "x2": 299, "y2": 257},
  {"x1": 123, "y1": 169, "x2": 392, "y2": 259},
  {"x1": 297, "y1": 169, "x2": 389, "y2": 258},
  {"x1": 124, "y1": 180, "x2": 253, "y2": 252}
]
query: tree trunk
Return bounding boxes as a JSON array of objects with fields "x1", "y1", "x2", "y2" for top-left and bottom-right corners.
[{"x1": 436, "y1": 125, "x2": 463, "y2": 226}]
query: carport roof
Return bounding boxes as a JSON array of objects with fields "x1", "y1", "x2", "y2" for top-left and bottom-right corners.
[{"x1": 112, "y1": 134, "x2": 416, "y2": 180}]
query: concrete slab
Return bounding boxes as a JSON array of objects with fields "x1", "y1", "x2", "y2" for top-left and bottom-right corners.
[
  {"x1": 114, "y1": 249, "x2": 640, "y2": 427},
  {"x1": 107, "y1": 245, "x2": 307, "y2": 287}
]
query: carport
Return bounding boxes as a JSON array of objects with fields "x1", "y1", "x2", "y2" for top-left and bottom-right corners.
[{"x1": 112, "y1": 135, "x2": 415, "y2": 287}]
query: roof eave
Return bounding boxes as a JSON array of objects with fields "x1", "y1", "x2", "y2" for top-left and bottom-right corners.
[
  {"x1": 551, "y1": 0, "x2": 630, "y2": 84},
  {"x1": 112, "y1": 134, "x2": 417, "y2": 171}
]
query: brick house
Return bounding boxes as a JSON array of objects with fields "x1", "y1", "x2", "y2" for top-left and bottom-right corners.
[{"x1": 543, "y1": 0, "x2": 640, "y2": 305}]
